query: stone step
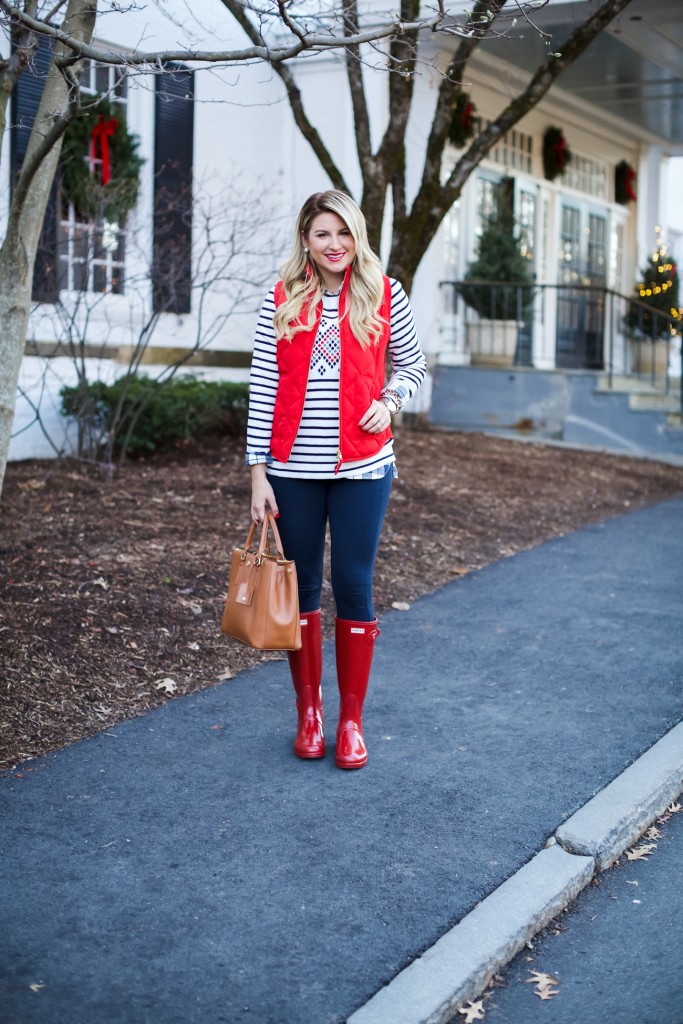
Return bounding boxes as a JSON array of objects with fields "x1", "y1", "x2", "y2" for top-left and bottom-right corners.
[
  {"x1": 629, "y1": 392, "x2": 681, "y2": 413},
  {"x1": 595, "y1": 374, "x2": 667, "y2": 395}
]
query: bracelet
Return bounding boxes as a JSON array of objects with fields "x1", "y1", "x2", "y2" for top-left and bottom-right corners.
[{"x1": 380, "y1": 388, "x2": 402, "y2": 415}]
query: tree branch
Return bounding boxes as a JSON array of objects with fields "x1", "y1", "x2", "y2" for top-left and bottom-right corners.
[
  {"x1": 375, "y1": 0, "x2": 420, "y2": 184},
  {"x1": 221, "y1": 0, "x2": 350, "y2": 192},
  {"x1": 396, "y1": 0, "x2": 636, "y2": 280},
  {"x1": 419, "y1": 0, "x2": 510, "y2": 195},
  {"x1": 0, "y1": 0, "x2": 453, "y2": 66},
  {"x1": 342, "y1": 0, "x2": 372, "y2": 170},
  {"x1": 7, "y1": 64, "x2": 80, "y2": 234}
]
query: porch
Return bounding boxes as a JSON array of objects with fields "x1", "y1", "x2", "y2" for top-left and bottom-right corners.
[
  {"x1": 431, "y1": 280, "x2": 683, "y2": 458},
  {"x1": 430, "y1": 365, "x2": 683, "y2": 460}
]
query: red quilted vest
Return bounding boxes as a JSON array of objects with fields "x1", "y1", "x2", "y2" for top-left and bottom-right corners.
[{"x1": 271, "y1": 269, "x2": 393, "y2": 472}]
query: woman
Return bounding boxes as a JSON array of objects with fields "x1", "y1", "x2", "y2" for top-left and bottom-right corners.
[{"x1": 246, "y1": 190, "x2": 426, "y2": 769}]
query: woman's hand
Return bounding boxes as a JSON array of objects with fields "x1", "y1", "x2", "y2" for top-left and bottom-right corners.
[
  {"x1": 250, "y1": 464, "x2": 279, "y2": 523},
  {"x1": 359, "y1": 399, "x2": 391, "y2": 435}
]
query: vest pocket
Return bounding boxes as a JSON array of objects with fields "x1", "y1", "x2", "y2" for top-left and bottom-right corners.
[{"x1": 354, "y1": 374, "x2": 378, "y2": 412}]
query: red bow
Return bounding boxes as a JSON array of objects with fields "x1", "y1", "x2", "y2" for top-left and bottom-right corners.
[
  {"x1": 625, "y1": 166, "x2": 637, "y2": 202},
  {"x1": 90, "y1": 115, "x2": 118, "y2": 186},
  {"x1": 554, "y1": 137, "x2": 567, "y2": 170}
]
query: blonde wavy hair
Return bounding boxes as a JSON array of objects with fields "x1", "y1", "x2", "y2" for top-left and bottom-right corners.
[{"x1": 274, "y1": 191, "x2": 387, "y2": 349}]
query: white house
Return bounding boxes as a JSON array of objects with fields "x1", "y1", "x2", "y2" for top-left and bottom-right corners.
[{"x1": 6, "y1": 0, "x2": 683, "y2": 459}]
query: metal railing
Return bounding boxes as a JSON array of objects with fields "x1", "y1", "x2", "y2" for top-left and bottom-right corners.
[{"x1": 439, "y1": 280, "x2": 683, "y2": 415}]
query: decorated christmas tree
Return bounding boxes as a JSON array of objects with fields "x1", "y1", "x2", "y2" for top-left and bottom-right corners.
[{"x1": 627, "y1": 233, "x2": 682, "y2": 339}]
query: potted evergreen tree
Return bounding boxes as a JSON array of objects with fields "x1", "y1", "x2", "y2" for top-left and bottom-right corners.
[{"x1": 457, "y1": 204, "x2": 534, "y2": 366}]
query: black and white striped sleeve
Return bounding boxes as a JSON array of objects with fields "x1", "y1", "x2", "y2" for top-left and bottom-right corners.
[
  {"x1": 383, "y1": 278, "x2": 427, "y2": 408},
  {"x1": 245, "y1": 287, "x2": 278, "y2": 466}
]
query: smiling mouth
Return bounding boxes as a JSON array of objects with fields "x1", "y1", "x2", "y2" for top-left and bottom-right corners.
[{"x1": 326, "y1": 253, "x2": 345, "y2": 261}]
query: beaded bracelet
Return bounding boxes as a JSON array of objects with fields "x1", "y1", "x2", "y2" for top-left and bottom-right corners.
[{"x1": 380, "y1": 388, "x2": 403, "y2": 414}]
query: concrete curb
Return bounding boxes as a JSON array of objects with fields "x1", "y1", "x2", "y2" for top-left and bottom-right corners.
[
  {"x1": 347, "y1": 846, "x2": 594, "y2": 1024},
  {"x1": 555, "y1": 721, "x2": 683, "y2": 869},
  {"x1": 348, "y1": 723, "x2": 683, "y2": 1024}
]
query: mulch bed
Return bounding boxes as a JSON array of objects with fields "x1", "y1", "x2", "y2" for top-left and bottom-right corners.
[{"x1": 2, "y1": 427, "x2": 683, "y2": 773}]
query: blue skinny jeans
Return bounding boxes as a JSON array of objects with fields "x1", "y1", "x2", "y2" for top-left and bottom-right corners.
[{"x1": 268, "y1": 472, "x2": 393, "y2": 621}]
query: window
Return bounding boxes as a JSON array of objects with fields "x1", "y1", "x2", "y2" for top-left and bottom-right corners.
[
  {"x1": 57, "y1": 202, "x2": 126, "y2": 294},
  {"x1": 559, "y1": 205, "x2": 581, "y2": 284},
  {"x1": 517, "y1": 189, "x2": 536, "y2": 264},
  {"x1": 587, "y1": 213, "x2": 607, "y2": 283},
  {"x1": 489, "y1": 128, "x2": 533, "y2": 174},
  {"x1": 57, "y1": 62, "x2": 129, "y2": 295},
  {"x1": 563, "y1": 154, "x2": 608, "y2": 199}
]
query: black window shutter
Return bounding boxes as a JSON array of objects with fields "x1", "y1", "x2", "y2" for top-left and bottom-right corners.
[
  {"x1": 153, "y1": 67, "x2": 194, "y2": 314},
  {"x1": 11, "y1": 36, "x2": 60, "y2": 303}
]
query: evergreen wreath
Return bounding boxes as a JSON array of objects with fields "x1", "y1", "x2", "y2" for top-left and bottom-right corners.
[
  {"x1": 615, "y1": 160, "x2": 637, "y2": 204},
  {"x1": 60, "y1": 94, "x2": 143, "y2": 222},
  {"x1": 542, "y1": 126, "x2": 571, "y2": 181},
  {"x1": 448, "y1": 92, "x2": 477, "y2": 149}
]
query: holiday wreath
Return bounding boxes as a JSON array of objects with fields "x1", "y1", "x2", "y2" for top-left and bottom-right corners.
[
  {"x1": 448, "y1": 92, "x2": 477, "y2": 149},
  {"x1": 615, "y1": 160, "x2": 637, "y2": 204},
  {"x1": 60, "y1": 94, "x2": 143, "y2": 222},
  {"x1": 542, "y1": 126, "x2": 571, "y2": 181}
]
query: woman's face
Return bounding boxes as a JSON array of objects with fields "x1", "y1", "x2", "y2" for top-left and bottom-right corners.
[{"x1": 303, "y1": 211, "x2": 356, "y2": 286}]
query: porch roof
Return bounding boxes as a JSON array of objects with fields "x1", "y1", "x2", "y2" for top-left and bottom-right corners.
[{"x1": 477, "y1": 0, "x2": 683, "y2": 151}]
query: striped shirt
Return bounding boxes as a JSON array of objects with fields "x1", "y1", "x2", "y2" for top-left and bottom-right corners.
[{"x1": 246, "y1": 278, "x2": 426, "y2": 479}]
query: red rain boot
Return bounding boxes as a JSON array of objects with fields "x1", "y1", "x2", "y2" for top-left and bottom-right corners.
[
  {"x1": 288, "y1": 610, "x2": 325, "y2": 759},
  {"x1": 334, "y1": 617, "x2": 380, "y2": 770}
]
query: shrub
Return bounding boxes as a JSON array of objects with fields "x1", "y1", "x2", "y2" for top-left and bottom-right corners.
[{"x1": 61, "y1": 374, "x2": 249, "y2": 459}]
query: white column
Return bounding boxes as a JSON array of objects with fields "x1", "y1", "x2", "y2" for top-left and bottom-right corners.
[{"x1": 636, "y1": 146, "x2": 662, "y2": 265}]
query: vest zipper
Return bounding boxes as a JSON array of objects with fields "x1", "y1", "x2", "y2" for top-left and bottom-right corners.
[{"x1": 335, "y1": 311, "x2": 344, "y2": 474}]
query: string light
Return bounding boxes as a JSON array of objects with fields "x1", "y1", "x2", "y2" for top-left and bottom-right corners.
[{"x1": 629, "y1": 229, "x2": 681, "y2": 339}]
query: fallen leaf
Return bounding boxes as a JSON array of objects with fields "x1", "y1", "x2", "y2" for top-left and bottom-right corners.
[
  {"x1": 391, "y1": 601, "x2": 411, "y2": 611},
  {"x1": 187, "y1": 641, "x2": 200, "y2": 651},
  {"x1": 625, "y1": 843, "x2": 656, "y2": 861},
  {"x1": 535, "y1": 987, "x2": 560, "y2": 1000},
  {"x1": 457, "y1": 1000, "x2": 485, "y2": 1023},
  {"x1": 644, "y1": 826, "x2": 662, "y2": 841},
  {"x1": 92, "y1": 577, "x2": 109, "y2": 590},
  {"x1": 29, "y1": 982, "x2": 45, "y2": 992},
  {"x1": 667, "y1": 801, "x2": 682, "y2": 814},
  {"x1": 217, "y1": 669, "x2": 235, "y2": 681},
  {"x1": 525, "y1": 971, "x2": 559, "y2": 991},
  {"x1": 154, "y1": 678, "x2": 178, "y2": 695}
]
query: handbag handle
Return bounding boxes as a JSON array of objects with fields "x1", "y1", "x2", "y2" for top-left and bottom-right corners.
[{"x1": 241, "y1": 513, "x2": 287, "y2": 562}]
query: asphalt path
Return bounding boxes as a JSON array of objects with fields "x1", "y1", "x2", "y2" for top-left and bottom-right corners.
[
  {"x1": 482, "y1": 800, "x2": 683, "y2": 1023},
  {"x1": 1, "y1": 496, "x2": 682, "y2": 1024}
]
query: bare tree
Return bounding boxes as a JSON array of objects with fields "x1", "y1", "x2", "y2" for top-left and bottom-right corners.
[
  {"x1": 0, "y1": 0, "x2": 458, "y2": 499},
  {"x1": 0, "y1": 0, "x2": 96, "y2": 499},
  {"x1": 224, "y1": 0, "x2": 635, "y2": 292}
]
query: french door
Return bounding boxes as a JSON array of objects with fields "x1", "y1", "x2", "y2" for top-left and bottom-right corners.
[{"x1": 556, "y1": 203, "x2": 608, "y2": 369}]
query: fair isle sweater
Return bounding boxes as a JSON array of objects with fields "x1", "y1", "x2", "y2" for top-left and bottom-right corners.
[{"x1": 245, "y1": 279, "x2": 426, "y2": 479}]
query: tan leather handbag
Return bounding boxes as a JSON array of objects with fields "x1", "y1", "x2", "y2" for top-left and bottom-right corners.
[{"x1": 220, "y1": 513, "x2": 302, "y2": 651}]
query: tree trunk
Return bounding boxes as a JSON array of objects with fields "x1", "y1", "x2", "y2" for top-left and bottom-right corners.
[{"x1": 0, "y1": 0, "x2": 96, "y2": 499}]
